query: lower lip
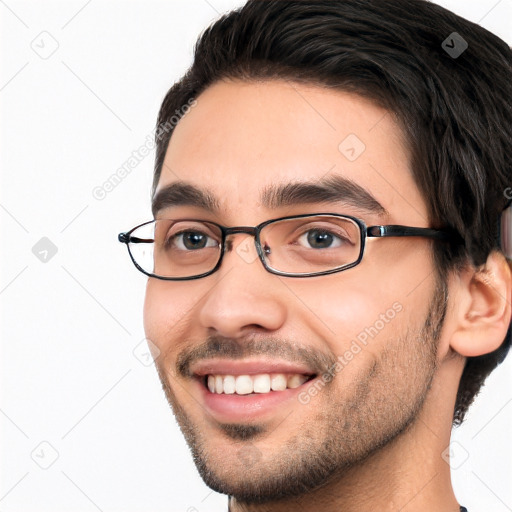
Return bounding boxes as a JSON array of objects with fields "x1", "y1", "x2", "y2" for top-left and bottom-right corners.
[{"x1": 197, "y1": 377, "x2": 314, "y2": 422}]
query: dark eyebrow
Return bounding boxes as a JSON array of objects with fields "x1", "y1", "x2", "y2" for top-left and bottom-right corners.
[
  {"x1": 260, "y1": 175, "x2": 388, "y2": 216},
  {"x1": 152, "y1": 182, "x2": 221, "y2": 218},
  {"x1": 152, "y1": 175, "x2": 388, "y2": 218}
]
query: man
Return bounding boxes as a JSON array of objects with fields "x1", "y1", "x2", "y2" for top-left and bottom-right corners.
[{"x1": 118, "y1": 1, "x2": 512, "y2": 510}]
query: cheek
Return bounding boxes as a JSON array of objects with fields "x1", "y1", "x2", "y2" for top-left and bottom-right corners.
[
  {"x1": 284, "y1": 272, "x2": 398, "y2": 339},
  {"x1": 143, "y1": 281, "x2": 200, "y2": 357},
  {"x1": 283, "y1": 256, "x2": 432, "y2": 354}
]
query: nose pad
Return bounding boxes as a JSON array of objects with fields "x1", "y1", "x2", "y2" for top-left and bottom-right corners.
[{"x1": 224, "y1": 239, "x2": 233, "y2": 252}]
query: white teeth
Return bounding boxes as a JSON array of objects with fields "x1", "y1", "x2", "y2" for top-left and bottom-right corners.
[
  {"x1": 207, "y1": 375, "x2": 215, "y2": 393},
  {"x1": 235, "y1": 375, "x2": 253, "y2": 395},
  {"x1": 223, "y1": 375, "x2": 236, "y2": 394},
  {"x1": 215, "y1": 375, "x2": 223, "y2": 394},
  {"x1": 206, "y1": 373, "x2": 310, "y2": 394},
  {"x1": 271, "y1": 373, "x2": 287, "y2": 391},
  {"x1": 253, "y1": 374, "x2": 271, "y2": 393}
]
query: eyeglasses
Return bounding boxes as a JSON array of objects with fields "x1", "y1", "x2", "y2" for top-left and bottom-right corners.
[{"x1": 118, "y1": 213, "x2": 459, "y2": 281}]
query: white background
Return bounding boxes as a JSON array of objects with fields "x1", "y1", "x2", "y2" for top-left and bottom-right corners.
[{"x1": 1, "y1": 1, "x2": 511, "y2": 511}]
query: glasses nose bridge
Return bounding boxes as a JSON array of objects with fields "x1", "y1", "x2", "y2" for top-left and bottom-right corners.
[
  {"x1": 224, "y1": 225, "x2": 258, "y2": 239},
  {"x1": 222, "y1": 225, "x2": 260, "y2": 253}
]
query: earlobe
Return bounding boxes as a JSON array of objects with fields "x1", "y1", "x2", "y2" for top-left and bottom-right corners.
[{"x1": 449, "y1": 251, "x2": 512, "y2": 357}]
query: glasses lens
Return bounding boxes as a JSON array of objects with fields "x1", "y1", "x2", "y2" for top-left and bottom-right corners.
[
  {"x1": 260, "y1": 215, "x2": 362, "y2": 274},
  {"x1": 128, "y1": 220, "x2": 222, "y2": 278}
]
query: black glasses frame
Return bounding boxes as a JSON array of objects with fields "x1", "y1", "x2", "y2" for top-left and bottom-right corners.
[{"x1": 118, "y1": 213, "x2": 461, "y2": 281}]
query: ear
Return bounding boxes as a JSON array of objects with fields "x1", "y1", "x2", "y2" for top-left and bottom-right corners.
[{"x1": 449, "y1": 251, "x2": 512, "y2": 357}]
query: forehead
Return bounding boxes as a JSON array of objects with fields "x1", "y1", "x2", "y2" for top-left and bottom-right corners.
[{"x1": 157, "y1": 79, "x2": 427, "y2": 225}]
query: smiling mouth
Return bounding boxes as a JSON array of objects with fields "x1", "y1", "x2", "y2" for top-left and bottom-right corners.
[{"x1": 204, "y1": 373, "x2": 316, "y2": 395}]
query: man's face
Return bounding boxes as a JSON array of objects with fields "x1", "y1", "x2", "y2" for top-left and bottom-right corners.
[{"x1": 144, "y1": 80, "x2": 448, "y2": 502}]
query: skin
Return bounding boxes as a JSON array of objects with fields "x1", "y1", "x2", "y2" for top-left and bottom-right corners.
[{"x1": 143, "y1": 79, "x2": 512, "y2": 511}]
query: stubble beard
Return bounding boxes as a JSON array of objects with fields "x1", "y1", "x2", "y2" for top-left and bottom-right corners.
[{"x1": 153, "y1": 277, "x2": 447, "y2": 505}]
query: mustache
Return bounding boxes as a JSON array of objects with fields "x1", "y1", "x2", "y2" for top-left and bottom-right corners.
[{"x1": 176, "y1": 334, "x2": 338, "y2": 378}]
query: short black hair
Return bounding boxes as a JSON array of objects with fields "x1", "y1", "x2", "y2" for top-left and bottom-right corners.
[{"x1": 153, "y1": 0, "x2": 512, "y2": 424}]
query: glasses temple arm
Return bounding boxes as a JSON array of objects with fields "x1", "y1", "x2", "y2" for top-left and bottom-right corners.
[
  {"x1": 118, "y1": 233, "x2": 154, "y2": 244},
  {"x1": 367, "y1": 225, "x2": 463, "y2": 243}
]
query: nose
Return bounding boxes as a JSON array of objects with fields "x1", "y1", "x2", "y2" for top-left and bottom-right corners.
[{"x1": 198, "y1": 234, "x2": 287, "y2": 338}]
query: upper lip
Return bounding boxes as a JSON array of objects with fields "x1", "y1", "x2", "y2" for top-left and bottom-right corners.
[{"x1": 191, "y1": 358, "x2": 316, "y2": 377}]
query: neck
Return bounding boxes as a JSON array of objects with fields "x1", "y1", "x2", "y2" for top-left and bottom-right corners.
[{"x1": 229, "y1": 356, "x2": 464, "y2": 512}]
